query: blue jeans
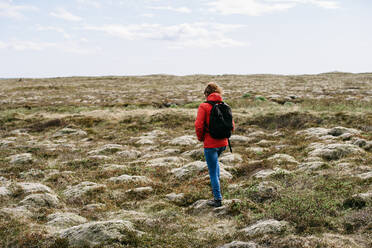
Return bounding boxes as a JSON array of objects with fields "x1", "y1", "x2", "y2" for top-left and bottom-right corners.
[{"x1": 204, "y1": 146, "x2": 226, "y2": 201}]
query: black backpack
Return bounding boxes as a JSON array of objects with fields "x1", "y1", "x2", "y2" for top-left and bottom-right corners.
[{"x1": 206, "y1": 101, "x2": 233, "y2": 152}]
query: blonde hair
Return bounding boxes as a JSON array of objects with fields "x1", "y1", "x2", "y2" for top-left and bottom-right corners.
[{"x1": 204, "y1": 82, "x2": 222, "y2": 96}]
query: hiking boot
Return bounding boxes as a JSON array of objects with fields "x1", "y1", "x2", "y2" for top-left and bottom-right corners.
[{"x1": 207, "y1": 199, "x2": 222, "y2": 207}]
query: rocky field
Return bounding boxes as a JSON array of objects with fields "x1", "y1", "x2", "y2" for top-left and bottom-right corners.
[{"x1": 0, "y1": 73, "x2": 372, "y2": 248}]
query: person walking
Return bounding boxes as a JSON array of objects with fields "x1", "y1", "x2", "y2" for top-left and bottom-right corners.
[{"x1": 194, "y1": 82, "x2": 234, "y2": 207}]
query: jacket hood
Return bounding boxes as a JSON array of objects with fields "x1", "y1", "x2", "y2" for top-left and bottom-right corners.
[{"x1": 207, "y1": 92, "x2": 223, "y2": 102}]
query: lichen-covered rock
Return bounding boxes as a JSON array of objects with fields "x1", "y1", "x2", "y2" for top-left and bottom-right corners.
[
  {"x1": 0, "y1": 186, "x2": 11, "y2": 197},
  {"x1": 101, "y1": 164, "x2": 127, "y2": 171},
  {"x1": 16, "y1": 182, "x2": 54, "y2": 195},
  {"x1": 88, "y1": 144, "x2": 123, "y2": 155},
  {"x1": 182, "y1": 148, "x2": 204, "y2": 160},
  {"x1": 136, "y1": 137, "x2": 155, "y2": 145},
  {"x1": 117, "y1": 150, "x2": 142, "y2": 159},
  {"x1": 252, "y1": 168, "x2": 291, "y2": 179},
  {"x1": 239, "y1": 219, "x2": 289, "y2": 238},
  {"x1": 328, "y1": 126, "x2": 360, "y2": 137},
  {"x1": 58, "y1": 220, "x2": 143, "y2": 247},
  {"x1": 297, "y1": 161, "x2": 327, "y2": 171},
  {"x1": 8, "y1": 153, "x2": 33, "y2": 164},
  {"x1": 53, "y1": 128, "x2": 87, "y2": 138},
  {"x1": 220, "y1": 154, "x2": 243, "y2": 165},
  {"x1": 108, "y1": 174, "x2": 151, "y2": 184},
  {"x1": 165, "y1": 192, "x2": 185, "y2": 204},
  {"x1": 47, "y1": 212, "x2": 88, "y2": 229},
  {"x1": 146, "y1": 156, "x2": 185, "y2": 167},
  {"x1": 169, "y1": 135, "x2": 198, "y2": 146},
  {"x1": 245, "y1": 147, "x2": 268, "y2": 153},
  {"x1": 229, "y1": 135, "x2": 252, "y2": 143},
  {"x1": 308, "y1": 143, "x2": 364, "y2": 160},
  {"x1": 63, "y1": 182, "x2": 106, "y2": 202},
  {"x1": 296, "y1": 128, "x2": 330, "y2": 138},
  {"x1": 356, "y1": 171, "x2": 372, "y2": 180},
  {"x1": 0, "y1": 206, "x2": 33, "y2": 219},
  {"x1": 172, "y1": 161, "x2": 232, "y2": 180},
  {"x1": 126, "y1": 186, "x2": 153, "y2": 194},
  {"x1": 268, "y1": 153, "x2": 299, "y2": 164},
  {"x1": 19, "y1": 193, "x2": 59, "y2": 209},
  {"x1": 254, "y1": 181, "x2": 280, "y2": 201},
  {"x1": 217, "y1": 241, "x2": 259, "y2": 248}
]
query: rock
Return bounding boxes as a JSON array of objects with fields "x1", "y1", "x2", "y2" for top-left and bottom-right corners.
[
  {"x1": 19, "y1": 169, "x2": 45, "y2": 179},
  {"x1": 19, "y1": 193, "x2": 59, "y2": 209},
  {"x1": 240, "y1": 219, "x2": 289, "y2": 238},
  {"x1": 88, "y1": 155, "x2": 111, "y2": 160},
  {"x1": 108, "y1": 174, "x2": 152, "y2": 184},
  {"x1": 182, "y1": 148, "x2": 204, "y2": 160},
  {"x1": 353, "y1": 139, "x2": 367, "y2": 148},
  {"x1": 82, "y1": 203, "x2": 106, "y2": 212},
  {"x1": 354, "y1": 191, "x2": 372, "y2": 201},
  {"x1": 0, "y1": 186, "x2": 11, "y2": 197},
  {"x1": 217, "y1": 241, "x2": 258, "y2": 248},
  {"x1": 297, "y1": 128, "x2": 330, "y2": 138},
  {"x1": 252, "y1": 168, "x2": 291, "y2": 179},
  {"x1": 169, "y1": 135, "x2": 198, "y2": 146},
  {"x1": 328, "y1": 126, "x2": 360, "y2": 137},
  {"x1": 17, "y1": 182, "x2": 54, "y2": 195},
  {"x1": 58, "y1": 220, "x2": 143, "y2": 247},
  {"x1": 172, "y1": 161, "x2": 232, "y2": 180},
  {"x1": 88, "y1": 144, "x2": 123, "y2": 155},
  {"x1": 0, "y1": 206, "x2": 33, "y2": 219},
  {"x1": 364, "y1": 141, "x2": 372, "y2": 151},
  {"x1": 117, "y1": 150, "x2": 142, "y2": 159},
  {"x1": 126, "y1": 186, "x2": 153, "y2": 194},
  {"x1": 53, "y1": 128, "x2": 87, "y2": 138},
  {"x1": 188, "y1": 200, "x2": 212, "y2": 215},
  {"x1": 0, "y1": 176, "x2": 10, "y2": 186},
  {"x1": 245, "y1": 147, "x2": 268, "y2": 153},
  {"x1": 271, "y1": 233, "x2": 363, "y2": 248},
  {"x1": 146, "y1": 156, "x2": 185, "y2": 167},
  {"x1": 47, "y1": 212, "x2": 88, "y2": 229},
  {"x1": 297, "y1": 161, "x2": 327, "y2": 171},
  {"x1": 0, "y1": 139, "x2": 15, "y2": 147},
  {"x1": 248, "y1": 131, "x2": 268, "y2": 140},
  {"x1": 356, "y1": 172, "x2": 372, "y2": 180},
  {"x1": 8, "y1": 153, "x2": 33, "y2": 164},
  {"x1": 101, "y1": 164, "x2": 127, "y2": 171},
  {"x1": 267, "y1": 154, "x2": 299, "y2": 165},
  {"x1": 220, "y1": 154, "x2": 243, "y2": 165},
  {"x1": 308, "y1": 143, "x2": 365, "y2": 160},
  {"x1": 171, "y1": 161, "x2": 205, "y2": 179},
  {"x1": 144, "y1": 130, "x2": 166, "y2": 137},
  {"x1": 63, "y1": 182, "x2": 106, "y2": 202},
  {"x1": 255, "y1": 181, "x2": 280, "y2": 201},
  {"x1": 165, "y1": 193, "x2": 185, "y2": 204},
  {"x1": 256, "y1": 140, "x2": 275, "y2": 147},
  {"x1": 229, "y1": 135, "x2": 252, "y2": 143},
  {"x1": 135, "y1": 137, "x2": 155, "y2": 145}
]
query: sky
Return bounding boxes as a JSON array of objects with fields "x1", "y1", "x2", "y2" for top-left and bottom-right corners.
[{"x1": 0, "y1": 0, "x2": 371, "y2": 77}]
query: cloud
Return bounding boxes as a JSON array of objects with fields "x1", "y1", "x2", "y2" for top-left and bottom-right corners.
[
  {"x1": 0, "y1": 39, "x2": 100, "y2": 54},
  {"x1": 0, "y1": 1, "x2": 38, "y2": 19},
  {"x1": 36, "y1": 25, "x2": 72, "y2": 39},
  {"x1": 148, "y1": 6, "x2": 192, "y2": 13},
  {"x1": 207, "y1": 0, "x2": 340, "y2": 16},
  {"x1": 50, "y1": 8, "x2": 82, "y2": 22},
  {"x1": 84, "y1": 22, "x2": 247, "y2": 48},
  {"x1": 207, "y1": 0, "x2": 294, "y2": 16},
  {"x1": 76, "y1": 0, "x2": 101, "y2": 8}
]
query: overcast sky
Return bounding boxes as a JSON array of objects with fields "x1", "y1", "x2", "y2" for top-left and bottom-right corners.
[{"x1": 0, "y1": 0, "x2": 371, "y2": 77}]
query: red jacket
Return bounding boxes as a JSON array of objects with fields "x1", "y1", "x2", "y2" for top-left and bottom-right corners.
[{"x1": 194, "y1": 93, "x2": 234, "y2": 148}]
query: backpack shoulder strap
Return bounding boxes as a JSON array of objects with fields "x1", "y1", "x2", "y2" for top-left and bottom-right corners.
[{"x1": 205, "y1": 101, "x2": 222, "y2": 105}]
